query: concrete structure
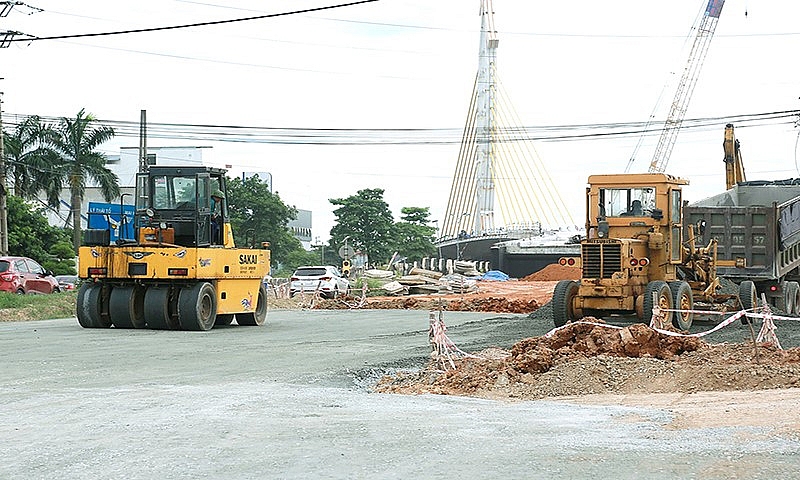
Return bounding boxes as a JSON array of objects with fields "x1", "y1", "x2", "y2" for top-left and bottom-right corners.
[{"x1": 288, "y1": 209, "x2": 312, "y2": 250}]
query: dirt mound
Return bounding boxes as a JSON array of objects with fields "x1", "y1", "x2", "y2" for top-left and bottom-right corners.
[
  {"x1": 520, "y1": 263, "x2": 580, "y2": 281},
  {"x1": 376, "y1": 321, "x2": 800, "y2": 399},
  {"x1": 510, "y1": 320, "x2": 704, "y2": 374}
]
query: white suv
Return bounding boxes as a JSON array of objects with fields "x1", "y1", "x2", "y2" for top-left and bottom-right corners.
[{"x1": 290, "y1": 265, "x2": 349, "y2": 298}]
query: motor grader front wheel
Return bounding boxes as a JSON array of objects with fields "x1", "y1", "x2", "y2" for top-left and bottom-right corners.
[{"x1": 552, "y1": 280, "x2": 580, "y2": 327}]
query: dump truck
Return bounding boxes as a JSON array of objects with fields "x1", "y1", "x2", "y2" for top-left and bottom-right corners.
[
  {"x1": 76, "y1": 165, "x2": 270, "y2": 331},
  {"x1": 552, "y1": 172, "x2": 750, "y2": 330},
  {"x1": 684, "y1": 180, "x2": 800, "y2": 315}
]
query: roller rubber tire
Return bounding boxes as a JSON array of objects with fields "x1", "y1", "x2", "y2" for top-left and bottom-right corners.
[
  {"x1": 144, "y1": 287, "x2": 179, "y2": 330},
  {"x1": 214, "y1": 314, "x2": 235, "y2": 326},
  {"x1": 76, "y1": 283, "x2": 112, "y2": 329},
  {"x1": 667, "y1": 281, "x2": 693, "y2": 330},
  {"x1": 109, "y1": 285, "x2": 146, "y2": 329},
  {"x1": 178, "y1": 282, "x2": 217, "y2": 331},
  {"x1": 236, "y1": 284, "x2": 268, "y2": 326}
]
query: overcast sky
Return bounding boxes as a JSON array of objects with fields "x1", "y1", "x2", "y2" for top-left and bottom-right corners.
[{"x1": 2, "y1": 0, "x2": 799, "y2": 242}]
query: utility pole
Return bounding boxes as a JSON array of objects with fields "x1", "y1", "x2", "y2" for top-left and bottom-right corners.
[
  {"x1": 138, "y1": 109, "x2": 147, "y2": 172},
  {"x1": 0, "y1": 85, "x2": 7, "y2": 255}
]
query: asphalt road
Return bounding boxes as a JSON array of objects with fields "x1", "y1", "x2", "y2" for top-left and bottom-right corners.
[{"x1": 1, "y1": 309, "x2": 798, "y2": 480}]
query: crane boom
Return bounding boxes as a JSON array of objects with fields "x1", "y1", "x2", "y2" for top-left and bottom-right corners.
[
  {"x1": 723, "y1": 123, "x2": 746, "y2": 189},
  {"x1": 648, "y1": 0, "x2": 725, "y2": 173}
]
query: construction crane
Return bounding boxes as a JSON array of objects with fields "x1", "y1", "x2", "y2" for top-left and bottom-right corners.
[
  {"x1": 723, "y1": 123, "x2": 746, "y2": 189},
  {"x1": 645, "y1": 0, "x2": 726, "y2": 173}
]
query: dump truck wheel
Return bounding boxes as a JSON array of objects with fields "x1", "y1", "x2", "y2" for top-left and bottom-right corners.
[
  {"x1": 109, "y1": 285, "x2": 146, "y2": 329},
  {"x1": 214, "y1": 314, "x2": 234, "y2": 326},
  {"x1": 668, "y1": 281, "x2": 693, "y2": 330},
  {"x1": 552, "y1": 280, "x2": 579, "y2": 327},
  {"x1": 643, "y1": 281, "x2": 672, "y2": 327},
  {"x1": 790, "y1": 282, "x2": 800, "y2": 316},
  {"x1": 178, "y1": 282, "x2": 217, "y2": 331},
  {"x1": 236, "y1": 284, "x2": 268, "y2": 326},
  {"x1": 144, "y1": 287, "x2": 179, "y2": 330},
  {"x1": 738, "y1": 280, "x2": 757, "y2": 324},
  {"x1": 76, "y1": 283, "x2": 112, "y2": 329},
  {"x1": 783, "y1": 281, "x2": 800, "y2": 316}
]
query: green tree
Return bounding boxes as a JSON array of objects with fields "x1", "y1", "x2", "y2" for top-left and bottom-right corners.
[
  {"x1": 329, "y1": 188, "x2": 394, "y2": 264},
  {"x1": 6, "y1": 195, "x2": 75, "y2": 274},
  {"x1": 390, "y1": 207, "x2": 437, "y2": 262},
  {"x1": 2, "y1": 115, "x2": 53, "y2": 199},
  {"x1": 226, "y1": 175, "x2": 300, "y2": 264},
  {"x1": 43, "y1": 109, "x2": 120, "y2": 253}
]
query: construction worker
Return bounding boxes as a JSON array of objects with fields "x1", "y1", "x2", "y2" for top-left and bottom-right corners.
[{"x1": 211, "y1": 189, "x2": 225, "y2": 244}]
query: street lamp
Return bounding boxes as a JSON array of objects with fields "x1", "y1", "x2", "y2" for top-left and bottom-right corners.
[
  {"x1": 432, "y1": 220, "x2": 441, "y2": 259},
  {"x1": 312, "y1": 237, "x2": 325, "y2": 264}
]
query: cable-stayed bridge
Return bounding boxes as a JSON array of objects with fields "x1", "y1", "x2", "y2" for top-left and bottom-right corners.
[{"x1": 437, "y1": 1, "x2": 578, "y2": 268}]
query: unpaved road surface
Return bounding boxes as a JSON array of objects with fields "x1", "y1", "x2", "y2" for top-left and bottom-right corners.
[{"x1": 2, "y1": 310, "x2": 800, "y2": 479}]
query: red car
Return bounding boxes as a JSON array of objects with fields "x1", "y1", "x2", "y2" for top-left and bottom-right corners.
[{"x1": 0, "y1": 256, "x2": 61, "y2": 294}]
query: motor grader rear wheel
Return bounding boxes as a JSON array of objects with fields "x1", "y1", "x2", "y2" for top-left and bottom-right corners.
[
  {"x1": 76, "y1": 283, "x2": 112, "y2": 329},
  {"x1": 668, "y1": 281, "x2": 693, "y2": 330},
  {"x1": 178, "y1": 282, "x2": 217, "y2": 331},
  {"x1": 642, "y1": 281, "x2": 672, "y2": 327},
  {"x1": 236, "y1": 284, "x2": 268, "y2": 326}
]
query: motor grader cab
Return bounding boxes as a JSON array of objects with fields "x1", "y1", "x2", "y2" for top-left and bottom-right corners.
[
  {"x1": 553, "y1": 173, "x2": 724, "y2": 330},
  {"x1": 77, "y1": 166, "x2": 270, "y2": 331}
]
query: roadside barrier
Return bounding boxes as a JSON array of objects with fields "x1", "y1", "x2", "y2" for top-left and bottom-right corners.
[
  {"x1": 428, "y1": 308, "x2": 478, "y2": 370},
  {"x1": 544, "y1": 294, "x2": 792, "y2": 350}
]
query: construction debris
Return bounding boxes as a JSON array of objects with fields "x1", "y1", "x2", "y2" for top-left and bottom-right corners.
[{"x1": 376, "y1": 319, "x2": 800, "y2": 399}]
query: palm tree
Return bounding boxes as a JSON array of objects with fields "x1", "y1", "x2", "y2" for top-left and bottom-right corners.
[
  {"x1": 3, "y1": 115, "x2": 53, "y2": 199},
  {"x1": 45, "y1": 109, "x2": 120, "y2": 253}
]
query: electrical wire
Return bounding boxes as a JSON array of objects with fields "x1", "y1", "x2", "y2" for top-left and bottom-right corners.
[
  {"x1": 4, "y1": 110, "x2": 798, "y2": 146},
  {"x1": 6, "y1": 0, "x2": 379, "y2": 42}
]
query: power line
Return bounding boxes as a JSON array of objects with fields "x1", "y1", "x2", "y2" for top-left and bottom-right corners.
[
  {"x1": 6, "y1": 0, "x2": 379, "y2": 42},
  {"x1": 4, "y1": 109, "x2": 797, "y2": 146}
]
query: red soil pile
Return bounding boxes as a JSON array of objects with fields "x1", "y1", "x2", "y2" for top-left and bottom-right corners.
[{"x1": 521, "y1": 263, "x2": 580, "y2": 281}]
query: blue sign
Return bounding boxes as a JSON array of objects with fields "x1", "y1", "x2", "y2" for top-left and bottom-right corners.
[{"x1": 88, "y1": 202, "x2": 135, "y2": 242}]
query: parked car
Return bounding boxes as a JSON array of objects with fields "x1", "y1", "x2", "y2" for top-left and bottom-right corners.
[
  {"x1": 289, "y1": 265, "x2": 350, "y2": 299},
  {"x1": 0, "y1": 256, "x2": 60, "y2": 294},
  {"x1": 55, "y1": 274, "x2": 79, "y2": 291}
]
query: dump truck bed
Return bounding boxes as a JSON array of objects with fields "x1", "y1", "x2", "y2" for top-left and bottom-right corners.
[{"x1": 685, "y1": 181, "x2": 800, "y2": 282}]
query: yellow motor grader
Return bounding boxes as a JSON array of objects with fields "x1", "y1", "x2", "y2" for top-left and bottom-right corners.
[
  {"x1": 76, "y1": 165, "x2": 270, "y2": 331},
  {"x1": 552, "y1": 173, "x2": 753, "y2": 330}
]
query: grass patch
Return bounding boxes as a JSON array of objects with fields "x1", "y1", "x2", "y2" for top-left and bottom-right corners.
[{"x1": 0, "y1": 291, "x2": 77, "y2": 322}]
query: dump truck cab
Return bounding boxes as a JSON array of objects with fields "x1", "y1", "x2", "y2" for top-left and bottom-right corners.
[{"x1": 553, "y1": 173, "x2": 703, "y2": 329}]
